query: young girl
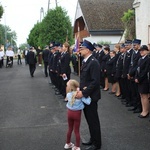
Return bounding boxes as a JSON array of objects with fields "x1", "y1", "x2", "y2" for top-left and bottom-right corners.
[{"x1": 64, "y1": 79, "x2": 91, "y2": 150}]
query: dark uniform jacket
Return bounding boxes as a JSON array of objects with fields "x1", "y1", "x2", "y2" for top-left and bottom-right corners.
[
  {"x1": 106, "y1": 56, "x2": 116, "y2": 75},
  {"x1": 60, "y1": 52, "x2": 71, "y2": 75},
  {"x1": 96, "y1": 50, "x2": 105, "y2": 70},
  {"x1": 122, "y1": 49, "x2": 134, "y2": 78},
  {"x1": 80, "y1": 55, "x2": 101, "y2": 102},
  {"x1": 52, "y1": 52, "x2": 60, "y2": 73},
  {"x1": 135, "y1": 55, "x2": 150, "y2": 83},
  {"x1": 128, "y1": 50, "x2": 141, "y2": 78},
  {"x1": 115, "y1": 53, "x2": 124, "y2": 78},
  {"x1": 42, "y1": 49, "x2": 50, "y2": 62},
  {"x1": 27, "y1": 51, "x2": 37, "y2": 64},
  {"x1": 48, "y1": 52, "x2": 53, "y2": 70},
  {"x1": 101, "y1": 54, "x2": 110, "y2": 72}
]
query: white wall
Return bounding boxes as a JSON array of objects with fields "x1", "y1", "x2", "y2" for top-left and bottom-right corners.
[
  {"x1": 134, "y1": 0, "x2": 150, "y2": 44},
  {"x1": 84, "y1": 35, "x2": 122, "y2": 44}
]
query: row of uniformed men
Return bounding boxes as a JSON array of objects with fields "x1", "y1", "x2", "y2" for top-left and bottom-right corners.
[
  {"x1": 42, "y1": 42, "x2": 71, "y2": 100},
  {"x1": 92, "y1": 39, "x2": 150, "y2": 119}
]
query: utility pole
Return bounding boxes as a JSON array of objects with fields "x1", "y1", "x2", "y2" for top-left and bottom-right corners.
[
  {"x1": 40, "y1": 7, "x2": 44, "y2": 22},
  {"x1": 55, "y1": 0, "x2": 57, "y2": 7},
  {"x1": 48, "y1": 0, "x2": 50, "y2": 11},
  {"x1": 4, "y1": 6, "x2": 7, "y2": 51}
]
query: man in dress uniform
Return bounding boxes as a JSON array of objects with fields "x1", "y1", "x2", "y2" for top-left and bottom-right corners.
[
  {"x1": 42, "y1": 45, "x2": 50, "y2": 77},
  {"x1": 115, "y1": 44, "x2": 126, "y2": 100},
  {"x1": 27, "y1": 47, "x2": 37, "y2": 77},
  {"x1": 127, "y1": 39, "x2": 142, "y2": 113},
  {"x1": 122, "y1": 40, "x2": 134, "y2": 107},
  {"x1": 76, "y1": 40, "x2": 101, "y2": 150},
  {"x1": 51, "y1": 43, "x2": 61, "y2": 90},
  {"x1": 23, "y1": 47, "x2": 29, "y2": 65},
  {"x1": 94, "y1": 44, "x2": 105, "y2": 89}
]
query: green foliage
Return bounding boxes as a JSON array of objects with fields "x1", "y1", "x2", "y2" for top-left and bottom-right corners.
[
  {"x1": 121, "y1": 9, "x2": 135, "y2": 40},
  {"x1": 0, "y1": 5, "x2": 4, "y2": 19},
  {"x1": 0, "y1": 24, "x2": 5, "y2": 45},
  {"x1": 27, "y1": 22, "x2": 42, "y2": 49},
  {"x1": 0, "y1": 24, "x2": 17, "y2": 46},
  {"x1": 28, "y1": 6, "x2": 73, "y2": 48},
  {"x1": 97, "y1": 41, "x2": 111, "y2": 45},
  {"x1": 19, "y1": 43, "x2": 29, "y2": 50},
  {"x1": 121, "y1": 9, "x2": 134, "y2": 23}
]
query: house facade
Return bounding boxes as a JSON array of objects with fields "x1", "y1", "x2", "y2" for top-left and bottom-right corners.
[
  {"x1": 133, "y1": 0, "x2": 150, "y2": 44},
  {"x1": 74, "y1": 0, "x2": 134, "y2": 44}
]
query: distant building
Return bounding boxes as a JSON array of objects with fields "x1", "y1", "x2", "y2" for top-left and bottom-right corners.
[
  {"x1": 133, "y1": 0, "x2": 150, "y2": 44},
  {"x1": 73, "y1": 0, "x2": 134, "y2": 44}
]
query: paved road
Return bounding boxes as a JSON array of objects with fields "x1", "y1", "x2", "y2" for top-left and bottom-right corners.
[{"x1": 0, "y1": 60, "x2": 150, "y2": 150}]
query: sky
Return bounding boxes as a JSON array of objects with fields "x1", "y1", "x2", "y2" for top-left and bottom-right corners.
[{"x1": 0, "y1": 0, "x2": 78, "y2": 46}]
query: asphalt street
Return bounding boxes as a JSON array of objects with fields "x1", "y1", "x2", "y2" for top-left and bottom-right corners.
[{"x1": 0, "y1": 59, "x2": 150, "y2": 150}]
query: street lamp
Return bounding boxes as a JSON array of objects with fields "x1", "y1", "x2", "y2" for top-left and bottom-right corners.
[{"x1": 4, "y1": 6, "x2": 7, "y2": 51}]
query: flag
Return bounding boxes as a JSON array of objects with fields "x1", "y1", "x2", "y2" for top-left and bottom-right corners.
[{"x1": 73, "y1": 34, "x2": 79, "y2": 52}]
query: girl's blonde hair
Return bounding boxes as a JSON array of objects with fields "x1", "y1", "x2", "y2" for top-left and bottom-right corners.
[{"x1": 67, "y1": 79, "x2": 79, "y2": 106}]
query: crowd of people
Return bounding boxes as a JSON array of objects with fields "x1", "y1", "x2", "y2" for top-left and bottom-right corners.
[
  {"x1": 91, "y1": 39, "x2": 150, "y2": 120},
  {"x1": 28, "y1": 40, "x2": 102, "y2": 150},
  {"x1": 1, "y1": 38, "x2": 150, "y2": 150}
]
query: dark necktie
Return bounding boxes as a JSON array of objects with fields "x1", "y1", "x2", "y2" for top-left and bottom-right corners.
[{"x1": 81, "y1": 60, "x2": 86, "y2": 70}]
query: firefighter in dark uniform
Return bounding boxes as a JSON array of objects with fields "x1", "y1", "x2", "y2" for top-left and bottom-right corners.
[
  {"x1": 60, "y1": 42, "x2": 71, "y2": 99},
  {"x1": 127, "y1": 39, "x2": 142, "y2": 113},
  {"x1": 51, "y1": 43, "x2": 60, "y2": 89},
  {"x1": 48, "y1": 46, "x2": 55, "y2": 85},
  {"x1": 42, "y1": 45, "x2": 50, "y2": 77},
  {"x1": 135, "y1": 45, "x2": 150, "y2": 118},
  {"x1": 94, "y1": 44, "x2": 105, "y2": 89},
  {"x1": 76, "y1": 40, "x2": 101, "y2": 150},
  {"x1": 122, "y1": 40, "x2": 134, "y2": 107},
  {"x1": 27, "y1": 47, "x2": 37, "y2": 77},
  {"x1": 55, "y1": 45, "x2": 63, "y2": 96},
  {"x1": 115, "y1": 44, "x2": 126, "y2": 100}
]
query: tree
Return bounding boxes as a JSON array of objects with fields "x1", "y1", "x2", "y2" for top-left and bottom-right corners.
[
  {"x1": 121, "y1": 9, "x2": 135, "y2": 40},
  {"x1": 27, "y1": 21, "x2": 42, "y2": 48},
  {"x1": 19, "y1": 43, "x2": 29, "y2": 50},
  {"x1": 0, "y1": 5, "x2": 4, "y2": 19},
  {"x1": 28, "y1": 6, "x2": 73, "y2": 48},
  {"x1": 0, "y1": 24, "x2": 17, "y2": 48}
]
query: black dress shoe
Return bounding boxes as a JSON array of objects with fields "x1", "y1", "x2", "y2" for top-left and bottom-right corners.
[
  {"x1": 82, "y1": 140, "x2": 93, "y2": 146},
  {"x1": 138, "y1": 113, "x2": 149, "y2": 118},
  {"x1": 115, "y1": 94, "x2": 121, "y2": 97},
  {"x1": 85, "y1": 145, "x2": 101, "y2": 150}
]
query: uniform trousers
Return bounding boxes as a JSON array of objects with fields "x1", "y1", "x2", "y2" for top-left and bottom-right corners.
[
  {"x1": 130, "y1": 81, "x2": 141, "y2": 108},
  {"x1": 83, "y1": 101, "x2": 101, "y2": 148},
  {"x1": 29, "y1": 64, "x2": 36, "y2": 76},
  {"x1": 17, "y1": 55, "x2": 22, "y2": 64},
  {"x1": 61, "y1": 73, "x2": 70, "y2": 97},
  {"x1": 119, "y1": 78, "x2": 126, "y2": 98},
  {"x1": 56, "y1": 75, "x2": 62, "y2": 92},
  {"x1": 43, "y1": 62, "x2": 48, "y2": 77}
]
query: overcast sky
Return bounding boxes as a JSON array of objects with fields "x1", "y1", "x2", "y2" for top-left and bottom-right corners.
[{"x1": 0, "y1": 0, "x2": 78, "y2": 46}]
